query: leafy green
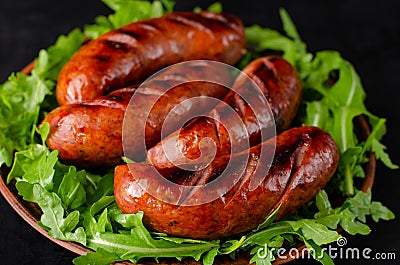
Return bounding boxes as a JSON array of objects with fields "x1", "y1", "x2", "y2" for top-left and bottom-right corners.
[
  {"x1": 194, "y1": 2, "x2": 222, "y2": 13},
  {"x1": 57, "y1": 167, "x2": 87, "y2": 211},
  {"x1": 84, "y1": 0, "x2": 175, "y2": 39},
  {"x1": 239, "y1": 189, "x2": 394, "y2": 264},
  {"x1": 16, "y1": 181, "x2": 86, "y2": 245},
  {"x1": 246, "y1": 8, "x2": 397, "y2": 196},
  {"x1": 34, "y1": 29, "x2": 84, "y2": 81},
  {"x1": 74, "y1": 211, "x2": 220, "y2": 265},
  {"x1": 206, "y1": 2, "x2": 222, "y2": 13},
  {"x1": 0, "y1": 73, "x2": 52, "y2": 167}
]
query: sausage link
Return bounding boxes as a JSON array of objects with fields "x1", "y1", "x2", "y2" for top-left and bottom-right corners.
[
  {"x1": 115, "y1": 126, "x2": 339, "y2": 239},
  {"x1": 146, "y1": 56, "x2": 302, "y2": 170},
  {"x1": 56, "y1": 11, "x2": 245, "y2": 105},
  {"x1": 44, "y1": 62, "x2": 231, "y2": 168}
]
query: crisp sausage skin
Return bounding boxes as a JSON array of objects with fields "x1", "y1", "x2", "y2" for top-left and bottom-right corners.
[
  {"x1": 43, "y1": 62, "x2": 231, "y2": 168},
  {"x1": 56, "y1": 11, "x2": 245, "y2": 105},
  {"x1": 115, "y1": 126, "x2": 339, "y2": 240},
  {"x1": 146, "y1": 56, "x2": 302, "y2": 171},
  {"x1": 43, "y1": 87, "x2": 135, "y2": 168}
]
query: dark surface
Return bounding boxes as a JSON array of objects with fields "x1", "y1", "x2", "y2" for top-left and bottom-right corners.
[{"x1": 0, "y1": 0, "x2": 399, "y2": 264}]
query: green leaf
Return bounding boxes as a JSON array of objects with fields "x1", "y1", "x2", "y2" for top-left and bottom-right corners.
[
  {"x1": 160, "y1": 0, "x2": 175, "y2": 13},
  {"x1": 207, "y1": 2, "x2": 222, "y2": 12},
  {"x1": 0, "y1": 73, "x2": 52, "y2": 167},
  {"x1": 80, "y1": 212, "x2": 218, "y2": 264},
  {"x1": 370, "y1": 139, "x2": 398, "y2": 169},
  {"x1": 314, "y1": 190, "x2": 333, "y2": 218},
  {"x1": 89, "y1": 196, "x2": 115, "y2": 216},
  {"x1": 287, "y1": 219, "x2": 339, "y2": 245},
  {"x1": 87, "y1": 172, "x2": 114, "y2": 205},
  {"x1": 7, "y1": 144, "x2": 46, "y2": 183},
  {"x1": 338, "y1": 209, "x2": 370, "y2": 235},
  {"x1": 33, "y1": 29, "x2": 84, "y2": 81},
  {"x1": 57, "y1": 167, "x2": 87, "y2": 211},
  {"x1": 304, "y1": 101, "x2": 331, "y2": 128},
  {"x1": 73, "y1": 248, "x2": 121, "y2": 265},
  {"x1": 21, "y1": 150, "x2": 58, "y2": 191},
  {"x1": 218, "y1": 236, "x2": 246, "y2": 254},
  {"x1": 249, "y1": 245, "x2": 274, "y2": 265},
  {"x1": 7, "y1": 134, "x2": 58, "y2": 192},
  {"x1": 370, "y1": 201, "x2": 395, "y2": 222},
  {"x1": 302, "y1": 238, "x2": 335, "y2": 265},
  {"x1": 279, "y1": 8, "x2": 300, "y2": 41},
  {"x1": 255, "y1": 204, "x2": 281, "y2": 231},
  {"x1": 16, "y1": 181, "x2": 86, "y2": 245},
  {"x1": 38, "y1": 122, "x2": 50, "y2": 145},
  {"x1": 242, "y1": 222, "x2": 293, "y2": 248},
  {"x1": 85, "y1": 0, "x2": 173, "y2": 39},
  {"x1": 194, "y1": 2, "x2": 222, "y2": 13},
  {"x1": 203, "y1": 248, "x2": 219, "y2": 265},
  {"x1": 349, "y1": 189, "x2": 372, "y2": 223}
]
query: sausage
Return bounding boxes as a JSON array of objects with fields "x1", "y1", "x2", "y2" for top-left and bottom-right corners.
[
  {"x1": 114, "y1": 126, "x2": 340, "y2": 239},
  {"x1": 43, "y1": 61, "x2": 231, "y2": 168},
  {"x1": 56, "y1": 11, "x2": 245, "y2": 105},
  {"x1": 146, "y1": 56, "x2": 302, "y2": 171}
]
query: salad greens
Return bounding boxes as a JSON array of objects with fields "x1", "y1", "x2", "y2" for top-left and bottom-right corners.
[{"x1": 0, "y1": 1, "x2": 396, "y2": 265}]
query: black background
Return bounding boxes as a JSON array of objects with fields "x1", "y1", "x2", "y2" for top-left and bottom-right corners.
[{"x1": 0, "y1": 0, "x2": 399, "y2": 264}]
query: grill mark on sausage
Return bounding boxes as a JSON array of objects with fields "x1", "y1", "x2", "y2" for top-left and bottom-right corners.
[
  {"x1": 103, "y1": 39, "x2": 129, "y2": 52},
  {"x1": 164, "y1": 16, "x2": 190, "y2": 26},
  {"x1": 116, "y1": 29, "x2": 142, "y2": 40},
  {"x1": 165, "y1": 15, "x2": 213, "y2": 34},
  {"x1": 199, "y1": 12, "x2": 229, "y2": 24},
  {"x1": 139, "y1": 21, "x2": 162, "y2": 32},
  {"x1": 265, "y1": 133, "x2": 312, "y2": 216},
  {"x1": 95, "y1": 55, "x2": 111, "y2": 62},
  {"x1": 251, "y1": 63, "x2": 275, "y2": 96}
]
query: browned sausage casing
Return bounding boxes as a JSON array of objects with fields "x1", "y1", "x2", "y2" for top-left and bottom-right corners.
[
  {"x1": 146, "y1": 56, "x2": 302, "y2": 170},
  {"x1": 115, "y1": 126, "x2": 339, "y2": 240},
  {"x1": 43, "y1": 62, "x2": 231, "y2": 168},
  {"x1": 56, "y1": 11, "x2": 245, "y2": 105}
]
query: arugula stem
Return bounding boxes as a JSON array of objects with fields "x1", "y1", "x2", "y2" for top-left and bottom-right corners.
[
  {"x1": 360, "y1": 118, "x2": 385, "y2": 157},
  {"x1": 345, "y1": 164, "x2": 354, "y2": 196}
]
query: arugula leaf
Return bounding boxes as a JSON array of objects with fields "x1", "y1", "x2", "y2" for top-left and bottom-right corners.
[
  {"x1": 287, "y1": 220, "x2": 339, "y2": 246},
  {"x1": 84, "y1": 0, "x2": 174, "y2": 39},
  {"x1": 194, "y1": 2, "x2": 222, "y2": 13},
  {"x1": 21, "y1": 149, "x2": 58, "y2": 191},
  {"x1": 75, "y1": 211, "x2": 219, "y2": 264},
  {"x1": 249, "y1": 244, "x2": 275, "y2": 265},
  {"x1": 370, "y1": 201, "x2": 396, "y2": 222},
  {"x1": 247, "y1": 9, "x2": 397, "y2": 196},
  {"x1": 34, "y1": 29, "x2": 84, "y2": 81},
  {"x1": 203, "y1": 247, "x2": 219, "y2": 265},
  {"x1": 16, "y1": 181, "x2": 86, "y2": 245},
  {"x1": 73, "y1": 248, "x2": 121, "y2": 265},
  {"x1": 0, "y1": 73, "x2": 52, "y2": 167},
  {"x1": 86, "y1": 172, "x2": 114, "y2": 205},
  {"x1": 302, "y1": 238, "x2": 335, "y2": 265},
  {"x1": 57, "y1": 167, "x2": 87, "y2": 211},
  {"x1": 206, "y1": 2, "x2": 222, "y2": 13},
  {"x1": 360, "y1": 117, "x2": 398, "y2": 169}
]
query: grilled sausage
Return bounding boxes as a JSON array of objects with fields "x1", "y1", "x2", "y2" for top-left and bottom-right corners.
[
  {"x1": 146, "y1": 56, "x2": 302, "y2": 171},
  {"x1": 56, "y1": 11, "x2": 245, "y2": 105},
  {"x1": 43, "y1": 61, "x2": 231, "y2": 168},
  {"x1": 115, "y1": 126, "x2": 339, "y2": 239}
]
